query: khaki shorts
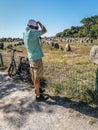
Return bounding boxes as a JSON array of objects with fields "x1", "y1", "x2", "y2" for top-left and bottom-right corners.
[{"x1": 29, "y1": 59, "x2": 43, "y2": 78}]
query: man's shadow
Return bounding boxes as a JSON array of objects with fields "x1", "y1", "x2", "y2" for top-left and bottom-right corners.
[
  {"x1": 45, "y1": 94, "x2": 98, "y2": 119},
  {"x1": 40, "y1": 77, "x2": 98, "y2": 119},
  {"x1": 0, "y1": 73, "x2": 98, "y2": 120}
]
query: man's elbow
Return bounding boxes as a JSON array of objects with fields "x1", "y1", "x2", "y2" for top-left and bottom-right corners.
[
  {"x1": 44, "y1": 29, "x2": 47, "y2": 34},
  {"x1": 42, "y1": 29, "x2": 47, "y2": 35}
]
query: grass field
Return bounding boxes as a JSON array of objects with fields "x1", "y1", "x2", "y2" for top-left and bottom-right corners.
[{"x1": 0, "y1": 41, "x2": 98, "y2": 105}]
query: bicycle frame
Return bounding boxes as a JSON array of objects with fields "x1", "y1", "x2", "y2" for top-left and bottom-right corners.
[
  {"x1": 8, "y1": 48, "x2": 23, "y2": 76},
  {"x1": 8, "y1": 47, "x2": 32, "y2": 83},
  {"x1": 10, "y1": 50, "x2": 17, "y2": 70}
]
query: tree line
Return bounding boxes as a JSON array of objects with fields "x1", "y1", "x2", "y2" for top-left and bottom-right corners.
[
  {"x1": 0, "y1": 37, "x2": 22, "y2": 42},
  {"x1": 56, "y1": 15, "x2": 98, "y2": 38}
]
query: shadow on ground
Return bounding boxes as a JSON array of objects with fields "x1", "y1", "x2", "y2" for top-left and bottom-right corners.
[
  {"x1": 0, "y1": 72, "x2": 98, "y2": 129},
  {"x1": 45, "y1": 94, "x2": 98, "y2": 119}
]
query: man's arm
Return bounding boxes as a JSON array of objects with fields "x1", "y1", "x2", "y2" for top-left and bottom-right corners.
[{"x1": 36, "y1": 21, "x2": 47, "y2": 35}]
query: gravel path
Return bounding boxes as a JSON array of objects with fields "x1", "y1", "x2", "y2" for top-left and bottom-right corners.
[{"x1": 0, "y1": 70, "x2": 98, "y2": 130}]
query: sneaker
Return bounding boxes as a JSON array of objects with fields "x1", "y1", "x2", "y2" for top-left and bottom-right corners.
[
  {"x1": 36, "y1": 94, "x2": 48, "y2": 102},
  {"x1": 35, "y1": 88, "x2": 45, "y2": 94},
  {"x1": 40, "y1": 88, "x2": 45, "y2": 93}
]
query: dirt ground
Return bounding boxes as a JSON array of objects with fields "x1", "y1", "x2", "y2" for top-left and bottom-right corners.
[{"x1": 0, "y1": 70, "x2": 98, "y2": 130}]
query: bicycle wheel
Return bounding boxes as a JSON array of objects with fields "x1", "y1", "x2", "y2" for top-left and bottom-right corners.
[
  {"x1": 8, "y1": 64, "x2": 16, "y2": 77},
  {"x1": 21, "y1": 66, "x2": 32, "y2": 82}
]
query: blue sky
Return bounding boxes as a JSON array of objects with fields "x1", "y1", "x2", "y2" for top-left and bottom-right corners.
[{"x1": 0, "y1": 0, "x2": 98, "y2": 38}]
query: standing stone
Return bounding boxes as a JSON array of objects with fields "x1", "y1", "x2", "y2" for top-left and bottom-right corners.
[
  {"x1": 90, "y1": 45, "x2": 98, "y2": 65},
  {"x1": 65, "y1": 43, "x2": 71, "y2": 52},
  {"x1": 54, "y1": 43, "x2": 59, "y2": 49}
]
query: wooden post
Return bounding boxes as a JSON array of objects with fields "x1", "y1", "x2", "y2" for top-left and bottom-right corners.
[
  {"x1": 95, "y1": 68, "x2": 98, "y2": 91},
  {"x1": 0, "y1": 53, "x2": 3, "y2": 66}
]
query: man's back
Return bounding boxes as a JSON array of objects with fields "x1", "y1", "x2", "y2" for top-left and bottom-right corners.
[{"x1": 23, "y1": 27, "x2": 44, "y2": 60}]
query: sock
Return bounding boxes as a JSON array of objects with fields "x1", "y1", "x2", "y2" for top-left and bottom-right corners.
[{"x1": 36, "y1": 95, "x2": 40, "y2": 98}]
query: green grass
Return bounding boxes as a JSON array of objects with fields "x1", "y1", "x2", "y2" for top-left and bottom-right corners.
[
  {"x1": 43, "y1": 62, "x2": 98, "y2": 104},
  {"x1": 1, "y1": 41, "x2": 98, "y2": 105}
]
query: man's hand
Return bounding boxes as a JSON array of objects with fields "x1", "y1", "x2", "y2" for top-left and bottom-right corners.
[
  {"x1": 36, "y1": 21, "x2": 40, "y2": 24},
  {"x1": 36, "y1": 21, "x2": 47, "y2": 35}
]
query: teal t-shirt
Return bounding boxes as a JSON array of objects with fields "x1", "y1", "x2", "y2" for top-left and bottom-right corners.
[{"x1": 23, "y1": 27, "x2": 44, "y2": 60}]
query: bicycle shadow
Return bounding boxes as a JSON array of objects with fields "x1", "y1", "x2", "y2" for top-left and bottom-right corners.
[
  {"x1": 0, "y1": 72, "x2": 34, "y2": 99},
  {"x1": 0, "y1": 72, "x2": 36, "y2": 128}
]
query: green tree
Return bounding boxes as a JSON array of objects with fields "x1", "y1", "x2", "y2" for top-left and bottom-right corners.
[
  {"x1": 80, "y1": 17, "x2": 92, "y2": 35},
  {"x1": 91, "y1": 15, "x2": 98, "y2": 25},
  {"x1": 90, "y1": 24, "x2": 98, "y2": 38},
  {"x1": 55, "y1": 15, "x2": 98, "y2": 38}
]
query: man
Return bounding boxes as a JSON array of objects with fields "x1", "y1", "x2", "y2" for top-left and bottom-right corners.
[{"x1": 23, "y1": 19, "x2": 47, "y2": 101}]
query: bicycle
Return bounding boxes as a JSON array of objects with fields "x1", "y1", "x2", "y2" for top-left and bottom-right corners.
[{"x1": 8, "y1": 47, "x2": 32, "y2": 83}]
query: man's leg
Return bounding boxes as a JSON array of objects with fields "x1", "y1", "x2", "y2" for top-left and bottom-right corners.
[
  {"x1": 30, "y1": 67, "x2": 45, "y2": 95},
  {"x1": 30, "y1": 59, "x2": 48, "y2": 101},
  {"x1": 33, "y1": 69, "x2": 40, "y2": 96}
]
